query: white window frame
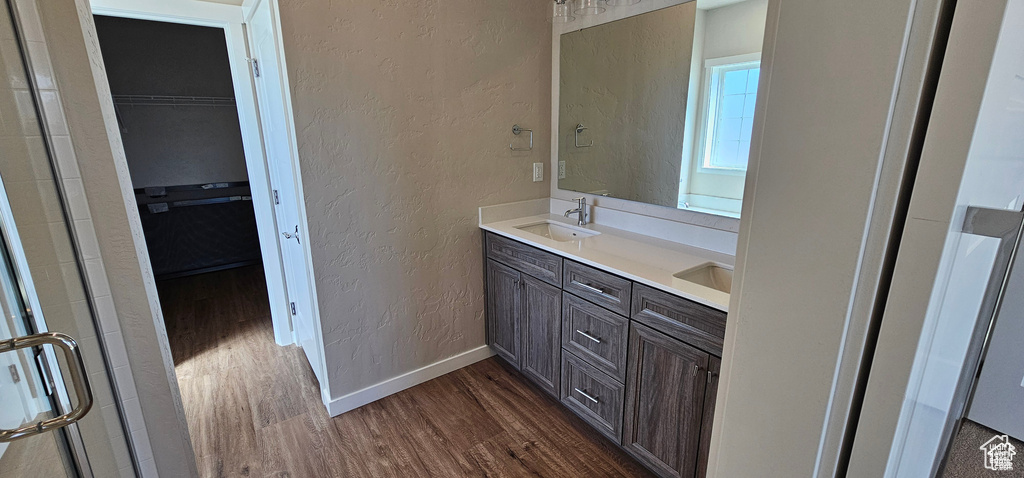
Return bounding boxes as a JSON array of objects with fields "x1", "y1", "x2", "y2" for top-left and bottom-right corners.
[{"x1": 695, "y1": 52, "x2": 762, "y2": 176}]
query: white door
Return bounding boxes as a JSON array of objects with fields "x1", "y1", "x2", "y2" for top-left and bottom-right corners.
[{"x1": 247, "y1": 0, "x2": 322, "y2": 384}]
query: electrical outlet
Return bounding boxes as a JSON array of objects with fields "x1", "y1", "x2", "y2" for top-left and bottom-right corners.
[
  {"x1": 558, "y1": 161, "x2": 566, "y2": 179},
  {"x1": 533, "y1": 162, "x2": 544, "y2": 182}
]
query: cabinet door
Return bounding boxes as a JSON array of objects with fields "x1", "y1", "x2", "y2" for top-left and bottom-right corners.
[
  {"x1": 696, "y1": 356, "x2": 720, "y2": 478},
  {"x1": 487, "y1": 259, "x2": 521, "y2": 366},
  {"x1": 623, "y1": 322, "x2": 709, "y2": 478},
  {"x1": 519, "y1": 273, "x2": 562, "y2": 396}
]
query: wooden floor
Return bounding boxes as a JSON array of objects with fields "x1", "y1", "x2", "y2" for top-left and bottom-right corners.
[{"x1": 159, "y1": 265, "x2": 651, "y2": 477}]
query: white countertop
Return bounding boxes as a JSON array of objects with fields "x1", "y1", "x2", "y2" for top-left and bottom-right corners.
[{"x1": 480, "y1": 213, "x2": 734, "y2": 312}]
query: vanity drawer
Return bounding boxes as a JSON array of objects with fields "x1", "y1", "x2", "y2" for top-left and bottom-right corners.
[
  {"x1": 563, "y1": 261, "x2": 632, "y2": 316},
  {"x1": 631, "y1": 283, "x2": 726, "y2": 356},
  {"x1": 486, "y1": 232, "x2": 562, "y2": 287},
  {"x1": 560, "y1": 351, "x2": 625, "y2": 443},
  {"x1": 562, "y1": 293, "x2": 629, "y2": 382}
]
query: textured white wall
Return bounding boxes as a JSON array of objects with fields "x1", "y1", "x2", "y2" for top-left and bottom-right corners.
[{"x1": 276, "y1": 0, "x2": 552, "y2": 400}]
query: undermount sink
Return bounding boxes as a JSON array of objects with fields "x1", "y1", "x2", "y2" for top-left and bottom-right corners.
[
  {"x1": 674, "y1": 262, "x2": 733, "y2": 294},
  {"x1": 516, "y1": 220, "x2": 600, "y2": 242}
]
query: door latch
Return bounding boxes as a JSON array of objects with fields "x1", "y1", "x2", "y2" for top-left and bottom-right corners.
[{"x1": 281, "y1": 225, "x2": 300, "y2": 244}]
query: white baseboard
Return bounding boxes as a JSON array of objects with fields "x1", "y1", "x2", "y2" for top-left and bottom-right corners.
[{"x1": 324, "y1": 345, "x2": 495, "y2": 417}]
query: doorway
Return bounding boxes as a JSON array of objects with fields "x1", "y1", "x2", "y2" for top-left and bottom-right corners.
[
  {"x1": 94, "y1": 17, "x2": 261, "y2": 282},
  {"x1": 88, "y1": 11, "x2": 325, "y2": 466},
  {"x1": 88, "y1": 0, "x2": 326, "y2": 388}
]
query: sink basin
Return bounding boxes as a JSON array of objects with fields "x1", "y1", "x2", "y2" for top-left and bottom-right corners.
[
  {"x1": 516, "y1": 221, "x2": 599, "y2": 242},
  {"x1": 674, "y1": 263, "x2": 733, "y2": 294}
]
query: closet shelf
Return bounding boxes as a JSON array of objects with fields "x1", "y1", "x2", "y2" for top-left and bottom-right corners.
[{"x1": 111, "y1": 94, "x2": 236, "y2": 107}]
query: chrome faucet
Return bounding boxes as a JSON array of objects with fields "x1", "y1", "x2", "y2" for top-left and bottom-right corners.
[{"x1": 564, "y1": 197, "x2": 588, "y2": 226}]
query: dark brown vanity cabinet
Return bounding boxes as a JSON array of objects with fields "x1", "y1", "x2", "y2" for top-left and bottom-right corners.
[
  {"x1": 484, "y1": 232, "x2": 725, "y2": 478},
  {"x1": 696, "y1": 356, "x2": 720, "y2": 478},
  {"x1": 485, "y1": 237, "x2": 563, "y2": 397},
  {"x1": 622, "y1": 322, "x2": 710, "y2": 478},
  {"x1": 519, "y1": 274, "x2": 562, "y2": 395},
  {"x1": 486, "y1": 260, "x2": 521, "y2": 365}
]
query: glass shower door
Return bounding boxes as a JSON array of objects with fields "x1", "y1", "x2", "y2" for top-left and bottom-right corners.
[
  {"x1": 0, "y1": 219, "x2": 82, "y2": 477},
  {"x1": 0, "y1": 0, "x2": 136, "y2": 476}
]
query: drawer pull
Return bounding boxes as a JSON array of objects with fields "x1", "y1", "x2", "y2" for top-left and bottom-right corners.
[
  {"x1": 574, "y1": 388, "x2": 599, "y2": 404},
  {"x1": 575, "y1": 329, "x2": 602, "y2": 344},
  {"x1": 572, "y1": 280, "x2": 612, "y2": 298}
]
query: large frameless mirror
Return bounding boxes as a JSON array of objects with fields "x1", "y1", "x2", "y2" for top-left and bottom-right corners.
[{"x1": 557, "y1": 0, "x2": 769, "y2": 218}]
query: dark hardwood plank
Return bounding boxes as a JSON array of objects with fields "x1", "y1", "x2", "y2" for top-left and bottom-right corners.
[{"x1": 161, "y1": 265, "x2": 651, "y2": 477}]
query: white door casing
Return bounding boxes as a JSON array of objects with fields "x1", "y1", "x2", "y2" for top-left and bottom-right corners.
[{"x1": 246, "y1": 0, "x2": 325, "y2": 388}]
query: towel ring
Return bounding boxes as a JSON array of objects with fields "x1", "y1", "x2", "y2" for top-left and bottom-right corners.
[
  {"x1": 510, "y1": 124, "x2": 533, "y2": 151},
  {"x1": 575, "y1": 123, "x2": 593, "y2": 148}
]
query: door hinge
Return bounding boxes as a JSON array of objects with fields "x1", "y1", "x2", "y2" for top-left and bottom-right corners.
[
  {"x1": 290, "y1": 302, "x2": 297, "y2": 315},
  {"x1": 273, "y1": 189, "x2": 280, "y2": 205},
  {"x1": 34, "y1": 353, "x2": 54, "y2": 396},
  {"x1": 247, "y1": 57, "x2": 261, "y2": 78},
  {"x1": 8, "y1": 364, "x2": 19, "y2": 384}
]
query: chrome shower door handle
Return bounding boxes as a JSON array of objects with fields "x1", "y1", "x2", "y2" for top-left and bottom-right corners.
[{"x1": 0, "y1": 332, "x2": 94, "y2": 442}]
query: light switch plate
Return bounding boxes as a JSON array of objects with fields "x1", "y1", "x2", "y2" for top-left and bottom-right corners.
[
  {"x1": 558, "y1": 161, "x2": 566, "y2": 179},
  {"x1": 533, "y1": 162, "x2": 544, "y2": 182}
]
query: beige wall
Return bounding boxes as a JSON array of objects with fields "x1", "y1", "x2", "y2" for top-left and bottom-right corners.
[
  {"x1": 558, "y1": 2, "x2": 696, "y2": 207},
  {"x1": 276, "y1": 0, "x2": 552, "y2": 400}
]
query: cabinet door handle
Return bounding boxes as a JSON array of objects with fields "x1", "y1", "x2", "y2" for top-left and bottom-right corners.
[
  {"x1": 575, "y1": 330, "x2": 601, "y2": 344},
  {"x1": 571, "y1": 280, "x2": 611, "y2": 298},
  {"x1": 574, "y1": 388, "x2": 599, "y2": 404},
  {"x1": 708, "y1": 370, "x2": 718, "y2": 384},
  {"x1": 692, "y1": 364, "x2": 700, "y2": 377}
]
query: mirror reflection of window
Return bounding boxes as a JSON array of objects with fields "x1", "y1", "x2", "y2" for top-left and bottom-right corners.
[
  {"x1": 677, "y1": 0, "x2": 768, "y2": 218},
  {"x1": 702, "y1": 58, "x2": 760, "y2": 172},
  {"x1": 555, "y1": 0, "x2": 768, "y2": 219}
]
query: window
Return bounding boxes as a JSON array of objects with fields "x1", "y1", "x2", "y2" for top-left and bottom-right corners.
[{"x1": 699, "y1": 58, "x2": 760, "y2": 172}]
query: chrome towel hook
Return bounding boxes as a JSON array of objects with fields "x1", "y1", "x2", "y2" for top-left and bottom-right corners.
[
  {"x1": 510, "y1": 124, "x2": 533, "y2": 151},
  {"x1": 575, "y1": 123, "x2": 593, "y2": 148}
]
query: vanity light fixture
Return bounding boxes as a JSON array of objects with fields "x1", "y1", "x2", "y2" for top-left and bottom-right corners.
[
  {"x1": 574, "y1": 0, "x2": 606, "y2": 16},
  {"x1": 604, "y1": 0, "x2": 641, "y2": 5},
  {"x1": 553, "y1": 0, "x2": 576, "y2": 23}
]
